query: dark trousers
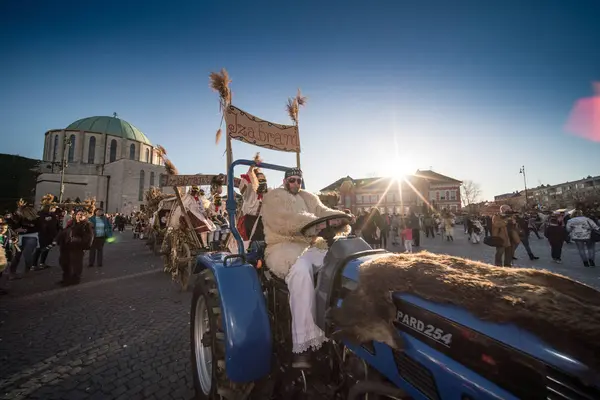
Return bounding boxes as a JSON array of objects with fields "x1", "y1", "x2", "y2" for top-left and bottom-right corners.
[
  {"x1": 424, "y1": 226, "x2": 434, "y2": 238},
  {"x1": 244, "y1": 215, "x2": 264, "y2": 241},
  {"x1": 33, "y1": 237, "x2": 53, "y2": 266},
  {"x1": 10, "y1": 237, "x2": 38, "y2": 273},
  {"x1": 495, "y1": 246, "x2": 513, "y2": 266},
  {"x1": 60, "y1": 249, "x2": 85, "y2": 283},
  {"x1": 412, "y1": 228, "x2": 420, "y2": 246},
  {"x1": 380, "y1": 230, "x2": 388, "y2": 248},
  {"x1": 89, "y1": 237, "x2": 106, "y2": 266},
  {"x1": 550, "y1": 243, "x2": 563, "y2": 260},
  {"x1": 515, "y1": 236, "x2": 535, "y2": 258}
]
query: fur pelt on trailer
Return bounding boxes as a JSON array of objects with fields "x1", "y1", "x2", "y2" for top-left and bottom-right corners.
[{"x1": 331, "y1": 252, "x2": 600, "y2": 372}]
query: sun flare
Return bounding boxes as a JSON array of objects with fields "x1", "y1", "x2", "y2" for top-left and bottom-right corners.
[{"x1": 379, "y1": 156, "x2": 417, "y2": 180}]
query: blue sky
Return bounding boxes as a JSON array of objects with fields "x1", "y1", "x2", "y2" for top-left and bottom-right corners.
[{"x1": 2, "y1": 0, "x2": 599, "y2": 201}]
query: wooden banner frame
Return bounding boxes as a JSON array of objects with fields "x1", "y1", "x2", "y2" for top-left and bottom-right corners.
[{"x1": 160, "y1": 174, "x2": 241, "y2": 188}]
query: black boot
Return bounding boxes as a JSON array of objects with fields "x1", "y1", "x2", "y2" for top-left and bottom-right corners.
[
  {"x1": 589, "y1": 259, "x2": 595, "y2": 267},
  {"x1": 529, "y1": 255, "x2": 539, "y2": 260},
  {"x1": 584, "y1": 261, "x2": 590, "y2": 268}
]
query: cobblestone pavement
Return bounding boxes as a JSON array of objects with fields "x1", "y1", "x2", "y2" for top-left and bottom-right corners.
[
  {"x1": 1, "y1": 227, "x2": 598, "y2": 400},
  {"x1": 0, "y1": 231, "x2": 194, "y2": 400},
  {"x1": 388, "y1": 227, "x2": 600, "y2": 290}
]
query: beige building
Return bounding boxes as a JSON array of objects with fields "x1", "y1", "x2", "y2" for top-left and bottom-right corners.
[
  {"x1": 320, "y1": 170, "x2": 462, "y2": 215},
  {"x1": 36, "y1": 115, "x2": 171, "y2": 213}
]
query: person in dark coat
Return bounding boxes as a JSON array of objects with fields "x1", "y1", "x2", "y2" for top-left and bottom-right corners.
[
  {"x1": 407, "y1": 209, "x2": 421, "y2": 247},
  {"x1": 362, "y1": 208, "x2": 385, "y2": 249},
  {"x1": 33, "y1": 205, "x2": 59, "y2": 270},
  {"x1": 56, "y1": 208, "x2": 93, "y2": 286},
  {"x1": 545, "y1": 216, "x2": 566, "y2": 263}
]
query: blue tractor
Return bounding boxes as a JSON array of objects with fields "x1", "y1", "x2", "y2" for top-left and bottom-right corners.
[{"x1": 190, "y1": 159, "x2": 600, "y2": 399}]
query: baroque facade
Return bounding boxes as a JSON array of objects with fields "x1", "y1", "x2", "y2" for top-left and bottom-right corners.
[
  {"x1": 36, "y1": 115, "x2": 170, "y2": 213},
  {"x1": 320, "y1": 170, "x2": 462, "y2": 215}
]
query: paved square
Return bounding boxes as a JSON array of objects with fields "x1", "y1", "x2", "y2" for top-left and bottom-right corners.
[{"x1": 1, "y1": 228, "x2": 597, "y2": 399}]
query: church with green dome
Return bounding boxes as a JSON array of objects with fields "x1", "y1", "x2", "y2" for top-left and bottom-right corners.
[{"x1": 37, "y1": 115, "x2": 171, "y2": 213}]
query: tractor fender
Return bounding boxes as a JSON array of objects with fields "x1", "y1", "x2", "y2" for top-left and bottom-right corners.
[{"x1": 195, "y1": 253, "x2": 272, "y2": 383}]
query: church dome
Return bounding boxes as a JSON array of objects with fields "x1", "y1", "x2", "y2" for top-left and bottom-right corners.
[{"x1": 66, "y1": 116, "x2": 152, "y2": 145}]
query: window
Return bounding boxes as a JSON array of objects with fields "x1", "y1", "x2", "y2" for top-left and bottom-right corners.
[
  {"x1": 450, "y1": 190, "x2": 456, "y2": 200},
  {"x1": 356, "y1": 195, "x2": 362, "y2": 204},
  {"x1": 68, "y1": 135, "x2": 76, "y2": 162},
  {"x1": 345, "y1": 195, "x2": 351, "y2": 208},
  {"x1": 53, "y1": 135, "x2": 59, "y2": 161},
  {"x1": 109, "y1": 139, "x2": 117, "y2": 162},
  {"x1": 150, "y1": 171, "x2": 155, "y2": 187},
  {"x1": 88, "y1": 136, "x2": 96, "y2": 164},
  {"x1": 446, "y1": 191, "x2": 450, "y2": 200},
  {"x1": 370, "y1": 195, "x2": 378, "y2": 203},
  {"x1": 139, "y1": 170, "x2": 145, "y2": 201},
  {"x1": 145, "y1": 148, "x2": 150, "y2": 163},
  {"x1": 129, "y1": 144, "x2": 136, "y2": 160}
]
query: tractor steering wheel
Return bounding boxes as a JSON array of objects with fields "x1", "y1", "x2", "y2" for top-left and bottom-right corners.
[{"x1": 300, "y1": 214, "x2": 353, "y2": 246}]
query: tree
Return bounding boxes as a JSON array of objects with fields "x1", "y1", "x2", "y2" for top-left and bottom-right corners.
[{"x1": 461, "y1": 180, "x2": 482, "y2": 207}]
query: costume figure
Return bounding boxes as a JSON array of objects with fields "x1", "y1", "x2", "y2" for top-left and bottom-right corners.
[
  {"x1": 261, "y1": 168, "x2": 350, "y2": 368},
  {"x1": 169, "y1": 186, "x2": 217, "y2": 247},
  {"x1": 238, "y1": 156, "x2": 268, "y2": 242},
  {"x1": 208, "y1": 175, "x2": 229, "y2": 248},
  {"x1": 56, "y1": 207, "x2": 93, "y2": 286},
  {"x1": 471, "y1": 219, "x2": 484, "y2": 244}
]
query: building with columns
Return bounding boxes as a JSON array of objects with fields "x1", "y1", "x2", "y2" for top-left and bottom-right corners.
[
  {"x1": 36, "y1": 115, "x2": 170, "y2": 214},
  {"x1": 320, "y1": 170, "x2": 462, "y2": 215}
]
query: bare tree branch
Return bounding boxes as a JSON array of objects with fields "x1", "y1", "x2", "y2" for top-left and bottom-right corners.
[{"x1": 461, "y1": 180, "x2": 482, "y2": 206}]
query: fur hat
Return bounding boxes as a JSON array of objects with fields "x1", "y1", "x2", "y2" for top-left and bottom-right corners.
[
  {"x1": 41, "y1": 194, "x2": 55, "y2": 206},
  {"x1": 16, "y1": 199, "x2": 37, "y2": 221}
]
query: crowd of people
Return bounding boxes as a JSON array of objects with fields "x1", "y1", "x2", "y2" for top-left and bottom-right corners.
[
  {"x1": 487, "y1": 205, "x2": 598, "y2": 267},
  {"x1": 348, "y1": 208, "x2": 458, "y2": 252},
  {"x1": 336, "y1": 204, "x2": 599, "y2": 268},
  {"x1": 0, "y1": 200, "x2": 147, "y2": 295}
]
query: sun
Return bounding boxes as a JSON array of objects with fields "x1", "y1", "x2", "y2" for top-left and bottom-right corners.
[{"x1": 379, "y1": 155, "x2": 417, "y2": 180}]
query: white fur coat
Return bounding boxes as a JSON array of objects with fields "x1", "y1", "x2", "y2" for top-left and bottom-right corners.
[{"x1": 261, "y1": 188, "x2": 345, "y2": 278}]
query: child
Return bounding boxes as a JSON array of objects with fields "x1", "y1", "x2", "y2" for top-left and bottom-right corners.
[
  {"x1": 402, "y1": 223, "x2": 413, "y2": 253},
  {"x1": 545, "y1": 216, "x2": 566, "y2": 263}
]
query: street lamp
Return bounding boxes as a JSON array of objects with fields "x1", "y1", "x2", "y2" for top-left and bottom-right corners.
[
  {"x1": 48, "y1": 133, "x2": 73, "y2": 203},
  {"x1": 519, "y1": 165, "x2": 528, "y2": 208}
]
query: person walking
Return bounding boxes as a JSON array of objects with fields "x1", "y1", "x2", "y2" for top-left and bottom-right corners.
[
  {"x1": 56, "y1": 208, "x2": 93, "y2": 286},
  {"x1": 514, "y1": 215, "x2": 539, "y2": 261},
  {"x1": 566, "y1": 210, "x2": 599, "y2": 267},
  {"x1": 545, "y1": 216, "x2": 566, "y2": 263},
  {"x1": 491, "y1": 205, "x2": 520, "y2": 267},
  {"x1": 408, "y1": 209, "x2": 421, "y2": 247},
  {"x1": 88, "y1": 208, "x2": 112, "y2": 267}
]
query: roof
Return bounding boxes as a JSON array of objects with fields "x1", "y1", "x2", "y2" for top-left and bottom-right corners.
[
  {"x1": 413, "y1": 170, "x2": 462, "y2": 184},
  {"x1": 320, "y1": 170, "x2": 461, "y2": 192},
  {"x1": 66, "y1": 116, "x2": 151, "y2": 145}
]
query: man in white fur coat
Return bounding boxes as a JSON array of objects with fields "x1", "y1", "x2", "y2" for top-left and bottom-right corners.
[{"x1": 261, "y1": 168, "x2": 350, "y2": 368}]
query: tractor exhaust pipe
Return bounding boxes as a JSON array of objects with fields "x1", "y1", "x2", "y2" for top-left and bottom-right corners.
[{"x1": 347, "y1": 380, "x2": 409, "y2": 400}]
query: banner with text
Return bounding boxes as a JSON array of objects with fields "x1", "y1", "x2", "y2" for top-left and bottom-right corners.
[
  {"x1": 160, "y1": 174, "x2": 241, "y2": 188},
  {"x1": 225, "y1": 105, "x2": 301, "y2": 153}
]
